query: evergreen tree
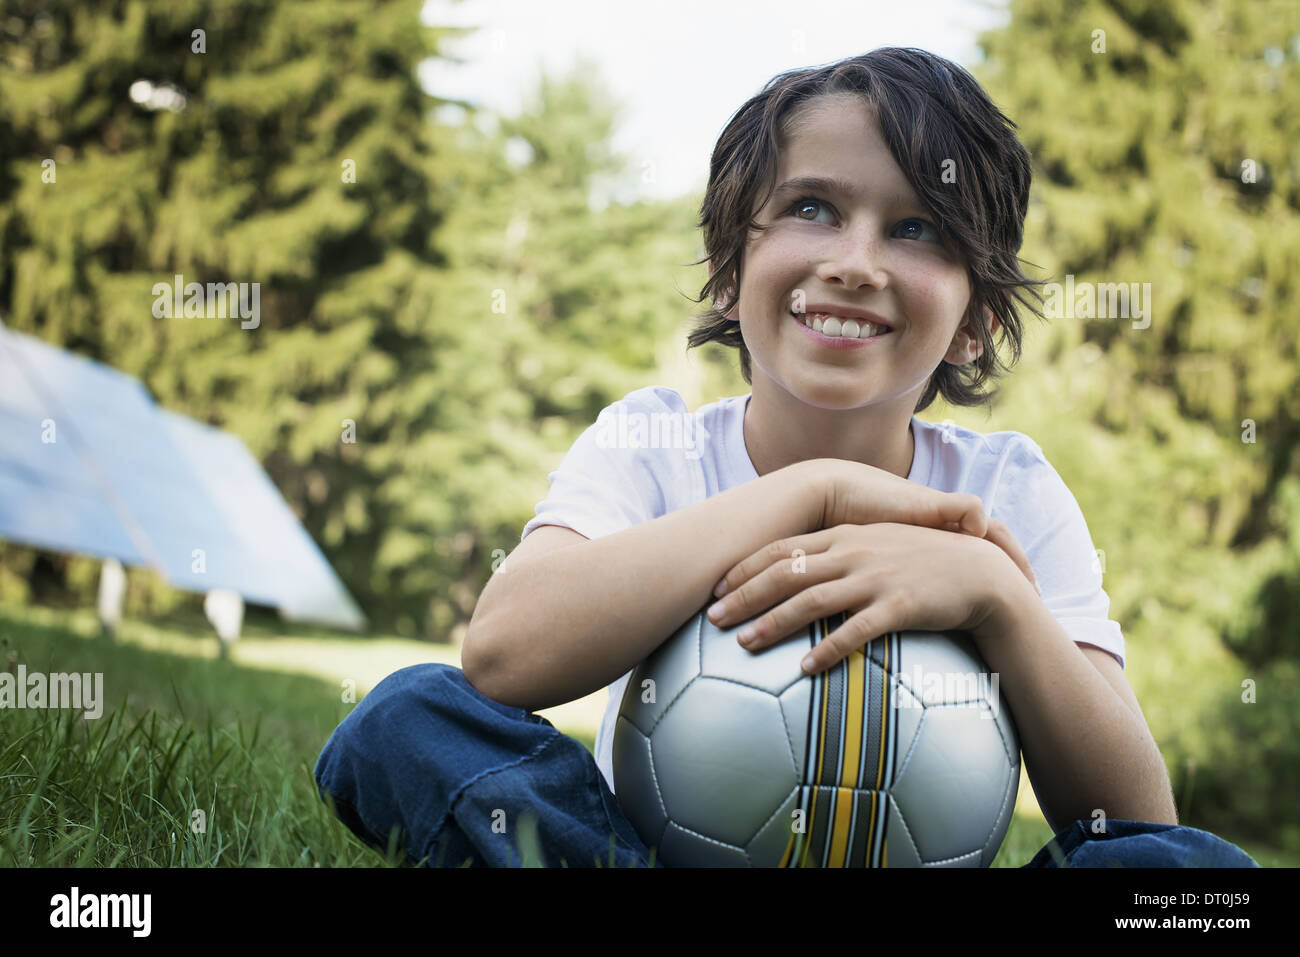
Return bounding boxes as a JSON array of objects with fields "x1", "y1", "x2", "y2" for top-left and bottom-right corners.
[
  {"x1": 0, "y1": 0, "x2": 455, "y2": 626},
  {"x1": 408, "y1": 58, "x2": 702, "y2": 641},
  {"x1": 0, "y1": 3, "x2": 704, "y2": 639}
]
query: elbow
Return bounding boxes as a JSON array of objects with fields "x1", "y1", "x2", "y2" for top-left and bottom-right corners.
[
  {"x1": 461, "y1": 624, "x2": 501, "y2": 698},
  {"x1": 461, "y1": 624, "x2": 525, "y2": 708}
]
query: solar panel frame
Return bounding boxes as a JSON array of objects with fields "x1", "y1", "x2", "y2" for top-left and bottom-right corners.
[{"x1": 0, "y1": 323, "x2": 367, "y2": 631}]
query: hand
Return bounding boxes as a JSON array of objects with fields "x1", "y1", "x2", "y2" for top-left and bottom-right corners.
[
  {"x1": 706, "y1": 522, "x2": 1023, "y2": 676},
  {"x1": 809, "y1": 458, "x2": 1037, "y2": 589}
]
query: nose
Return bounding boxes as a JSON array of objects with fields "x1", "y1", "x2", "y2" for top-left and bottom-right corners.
[{"x1": 816, "y1": 227, "x2": 888, "y2": 290}]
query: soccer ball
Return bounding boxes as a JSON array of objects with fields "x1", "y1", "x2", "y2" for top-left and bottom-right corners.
[{"x1": 612, "y1": 606, "x2": 1020, "y2": 867}]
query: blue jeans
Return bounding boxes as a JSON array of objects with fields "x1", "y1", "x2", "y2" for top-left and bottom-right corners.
[{"x1": 313, "y1": 663, "x2": 1260, "y2": 868}]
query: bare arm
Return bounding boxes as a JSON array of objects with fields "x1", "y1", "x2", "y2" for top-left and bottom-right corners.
[
  {"x1": 973, "y1": 556, "x2": 1177, "y2": 830},
  {"x1": 465, "y1": 453, "x2": 1024, "y2": 712},
  {"x1": 464, "y1": 459, "x2": 826, "y2": 712}
]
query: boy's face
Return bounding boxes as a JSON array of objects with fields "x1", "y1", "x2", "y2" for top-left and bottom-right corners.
[{"x1": 717, "y1": 94, "x2": 995, "y2": 411}]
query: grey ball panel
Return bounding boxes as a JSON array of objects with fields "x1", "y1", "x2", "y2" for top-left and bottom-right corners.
[
  {"x1": 777, "y1": 679, "x2": 811, "y2": 783},
  {"x1": 743, "y1": 786, "x2": 800, "y2": 866},
  {"x1": 610, "y1": 715, "x2": 667, "y2": 851},
  {"x1": 982, "y1": 717, "x2": 1020, "y2": 866},
  {"x1": 619, "y1": 610, "x2": 705, "y2": 736},
  {"x1": 659, "y1": 821, "x2": 750, "y2": 867},
  {"x1": 700, "y1": 612, "x2": 813, "y2": 696},
  {"x1": 652, "y1": 677, "x2": 797, "y2": 847},
  {"x1": 893, "y1": 701, "x2": 1016, "y2": 864},
  {"x1": 893, "y1": 629, "x2": 990, "y2": 706},
  {"x1": 881, "y1": 796, "x2": 924, "y2": 867},
  {"x1": 885, "y1": 675, "x2": 926, "y2": 789}
]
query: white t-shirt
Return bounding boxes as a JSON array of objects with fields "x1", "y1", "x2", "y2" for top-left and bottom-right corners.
[{"x1": 520, "y1": 385, "x2": 1125, "y2": 796}]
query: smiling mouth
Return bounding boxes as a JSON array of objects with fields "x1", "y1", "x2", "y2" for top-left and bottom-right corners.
[{"x1": 791, "y1": 310, "x2": 894, "y2": 340}]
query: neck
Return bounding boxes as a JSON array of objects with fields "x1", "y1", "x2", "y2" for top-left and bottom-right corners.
[{"x1": 743, "y1": 378, "x2": 918, "y2": 480}]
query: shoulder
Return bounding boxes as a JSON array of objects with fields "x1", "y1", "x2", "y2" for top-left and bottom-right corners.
[
  {"x1": 915, "y1": 416, "x2": 1043, "y2": 463},
  {"x1": 580, "y1": 385, "x2": 706, "y2": 490},
  {"x1": 588, "y1": 386, "x2": 697, "y2": 444},
  {"x1": 916, "y1": 418, "x2": 1053, "y2": 496},
  {"x1": 597, "y1": 385, "x2": 692, "y2": 419},
  {"x1": 918, "y1": 417, "x2": 1083, "y2": 538},
  {"x1": 524, "y1": 387, "x2": 700, "y2": 541},
  {"x1": 976, "y1": 428, "x2": 1077, "y2": 521}
]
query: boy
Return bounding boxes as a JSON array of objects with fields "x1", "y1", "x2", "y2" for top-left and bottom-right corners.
[{"x1": 315, "y1": 47, "x2": 1258, "y2": 868}]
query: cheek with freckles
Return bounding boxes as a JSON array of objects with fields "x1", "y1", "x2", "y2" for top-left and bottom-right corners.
[
  {"x1": 904, "y1": 270, "x2": 973, "y2": 341},
  {"x1": 743, "y1": 229, "x2": 813, "y2": 305}
]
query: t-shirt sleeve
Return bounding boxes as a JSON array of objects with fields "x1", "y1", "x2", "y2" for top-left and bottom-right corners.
[
  {"x1": 519, "y1": 386, "x2": 697, "y2": 544},
  {"x1": 990, "y1": 436, "x2": 1127, "y2": 669}
]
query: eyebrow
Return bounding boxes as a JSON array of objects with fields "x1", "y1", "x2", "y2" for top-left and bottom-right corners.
[
  {"x1": 771, "y1": 175, "x2": 865, "y2": 202},
  {"x1": 770, "y1": 174, "x2": 923, "y2": 213}
]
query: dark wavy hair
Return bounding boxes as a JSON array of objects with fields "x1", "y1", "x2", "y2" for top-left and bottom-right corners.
[{"x1": 685, "y1": 47, "x2": 1046, "y2": 414}]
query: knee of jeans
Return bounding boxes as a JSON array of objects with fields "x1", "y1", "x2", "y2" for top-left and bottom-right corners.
[
  {"x1": 1074, "y1": 824, "x2": 1258, "y2": 868},
  {"x1": 332, "y1": 661, "x2": 535, "y2": 745},
  {"x1": 318, "y1": 663, "x2": 458, "y2": 768},
  {"x1": 358, "y1": 662, "x2": 464, "y2": 725}
]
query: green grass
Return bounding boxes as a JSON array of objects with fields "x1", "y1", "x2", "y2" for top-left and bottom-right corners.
[
  {"x1": 0, "y1": 604, "x2": 606, "y2": 867},
  {"x1": 0, "y1": 609, "x2": 396, "y2": 866},
  {"x1": 0, "y1": 603, "x2": 1291, "y2": 867}
]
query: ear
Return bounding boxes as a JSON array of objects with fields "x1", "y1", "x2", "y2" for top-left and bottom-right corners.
[{"x1": 944, "y1": 304, "x2": 999, "y2": 365}]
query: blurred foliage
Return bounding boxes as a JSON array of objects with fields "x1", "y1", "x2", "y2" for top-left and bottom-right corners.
[
  {"x1": 0, "y1": 0, "x2": 701, "y2": 638},
  {"x1": 0, "y1": 0, "x2": 1296, "y2": 851},
  {"x1": 0, "y1": 0, "x2": 450, "y2": 630}
]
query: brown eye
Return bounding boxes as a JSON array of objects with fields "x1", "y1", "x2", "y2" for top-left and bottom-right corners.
[{"x1": 788, "y1": 196, "x2": 831, "y2": 222}]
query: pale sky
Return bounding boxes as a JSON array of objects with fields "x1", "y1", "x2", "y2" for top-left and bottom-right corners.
[{"x1": 420, "y1": 0, "x2": 1010, "y2": 204}]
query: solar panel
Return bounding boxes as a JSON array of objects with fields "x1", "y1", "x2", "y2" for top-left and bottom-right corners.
[
  {"x1": 160, "y1": 409, "x2": 366, "y2": 631},
  {"x1": 0, "y1": 326, "x2": 152, "y2": 564},
  {"x1": 0, "y1": 323, "x2": 366, "y2": 631}
]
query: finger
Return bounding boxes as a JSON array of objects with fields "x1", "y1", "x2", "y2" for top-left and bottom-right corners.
[
  {"x1": 800, "y1": 601, "x2": 890, "y2": 675},
  {"x1": 712, "y1": 536, "x2": 788, "y2": 600},
  {"x1": 711, "y1": 529, "x2": 831, "y2": 602},
  {"x1": 711, "y1": 541, "x2": 834, "y2": 631},
  {"x1": 982, "y1": 518, "x2": 1039, "y2": 590},
  {"x1": 916, "y1": 490, "x2": 987, "y2": 537},
  {"x1": 736, "y1": 576, "x2": 856, "y2": 654}
]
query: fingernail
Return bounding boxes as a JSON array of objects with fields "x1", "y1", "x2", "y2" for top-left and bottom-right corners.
[
  {"x1": 800, "y1": 654, "x2": 817, "y2": 674},
  {"x1": 707, "y1": 601, "x2": 727, "y2": 622},
  {"x1": 713, "y1": 579, "x2": 728, "y2": 598}
]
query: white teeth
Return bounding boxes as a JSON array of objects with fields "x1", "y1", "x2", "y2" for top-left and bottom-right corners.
[{"x1": 796, "y1": 311, "x2": 888, "y2": 339}]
